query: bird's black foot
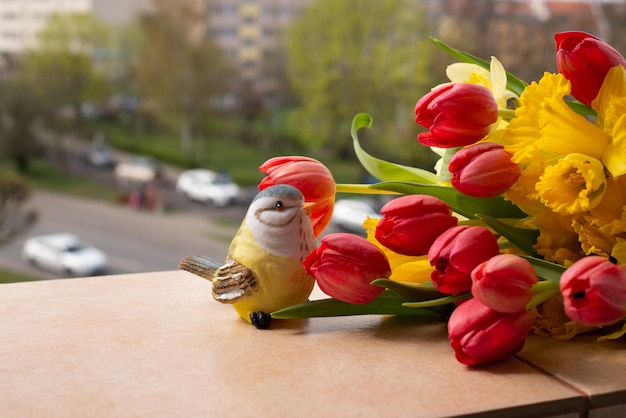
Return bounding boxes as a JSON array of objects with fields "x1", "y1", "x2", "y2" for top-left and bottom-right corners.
[{"x1": 249, "y1": 311, "x2": 272, "y2": 329}]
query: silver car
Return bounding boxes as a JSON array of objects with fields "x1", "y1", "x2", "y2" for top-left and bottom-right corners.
[
  {"x1": 22, "y1": 233, "x2": 108, "y2": 277},
  {"x1": 176, "y1": 169, "x2": 241, "y2": 207}
]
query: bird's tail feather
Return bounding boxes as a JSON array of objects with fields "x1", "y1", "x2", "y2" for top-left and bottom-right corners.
[{"x1": 179, "y1": 255, "x2": 219, "y2": 281}]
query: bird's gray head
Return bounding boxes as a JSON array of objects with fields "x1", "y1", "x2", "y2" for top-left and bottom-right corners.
[
  {"x1": 252, "y1": 184, "x2": 304, "y2": 205},
  {"x1": 246, "y1": 184, "x2": 315, "y2": 259}
]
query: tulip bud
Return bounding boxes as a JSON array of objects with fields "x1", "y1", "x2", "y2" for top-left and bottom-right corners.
[
  {"x1": 259, "y1": 156, "x2": 336, "y2": 237},
  {"x1": 449, "y1": 142, "x2": 521, "y2": 198},
  {"x1": 448, "y1": 298, "x2": 533, "y2": 366},
  {"x1": 428, "y1": 225, "x2": 500, "y2": 294},
  {"x1": 555, "y1": 31, "x2": 626, "y2": 106},
  {"x1": 303, "y1": 233, "x2": 391, "y2": 304},
  {"x1": 375, "y1": 195, "x2": 458, "y2": 256},
  {"x1": 414, "y1": 83, "x2": 498, "y2": 148},
  {"x1": 560, "y1": 256, "x2": 626, "y2": 327},
  {"x1": 471, "y1": 254, "x2": 538, "y2": 313}
]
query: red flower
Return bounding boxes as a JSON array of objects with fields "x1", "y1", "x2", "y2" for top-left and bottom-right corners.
[
  {"x1": 471, "y1": 254, "x2": 537, "y2": 313},
  {"x1": 303, "y1": 233, "x2": 391, "y2": 304},
  {"x1": 560, "y1": 256, "x2": 626, "y2": 327},
  {"x1": 428, "y1": 225, "x2": 500, "y2": 294},
  {"x1": 414, "y1": 83, "x2": 498, "y2": 148},
  {"x1": 375, "y1": 195, "x2": 458, "y2": 256},
  {"x1": 259, "y1": 156, "x2": 335, "y2": 237},
  {"x1": 449, "y1": 142, "x2": 521, "y2": 198},
  {"x1": 448, "y1": 298, "x2": 533, "y2": 366},
  {"x1": 555, "y1": 31, "x2": 626, "y2": 106}
]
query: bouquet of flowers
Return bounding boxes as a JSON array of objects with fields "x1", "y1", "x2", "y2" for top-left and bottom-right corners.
[{"x1": 259, "y1": 31, "x2": 626, "y2": 366}]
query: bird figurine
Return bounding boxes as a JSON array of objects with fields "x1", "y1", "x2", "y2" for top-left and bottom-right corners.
[{"x1": 179, "y1": 184, "x2": 317, "y2": 329}]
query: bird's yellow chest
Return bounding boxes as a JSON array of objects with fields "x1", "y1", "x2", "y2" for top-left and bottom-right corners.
[{"x1": 226, "y1": 222, "x2": 315, "y2": 320}]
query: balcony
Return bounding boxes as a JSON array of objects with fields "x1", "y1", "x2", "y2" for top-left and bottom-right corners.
[{"x1": 1, "y1": 270, "x2": 625, "y2": 417}]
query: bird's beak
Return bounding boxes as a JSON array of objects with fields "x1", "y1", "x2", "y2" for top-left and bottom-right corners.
[{"x1": 302, "y1": 201, "x2": 315, "y2": 215}]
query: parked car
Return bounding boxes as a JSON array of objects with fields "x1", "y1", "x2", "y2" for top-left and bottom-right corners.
[
  {"x1": 176, "y1": 169, "x2": 241, "y2": 207},
  {"x1": 76, "y1": 145, "x2": 117, "y2": 169},
  {"x1": 22, "y1": 233, "x2": 108, "y2": 277},
  {"x1": 331, "y1": 199, "x2": 380, "y2": 233}
]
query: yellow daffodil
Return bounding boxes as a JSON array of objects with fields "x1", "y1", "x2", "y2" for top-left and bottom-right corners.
[
  {"x1": 572, "y1": 213, "x2": 617, "y2": 259},
  {"x1": 593, "y1": 66, "x2": 626, "y2": 177},
  {"x1": 536, "y1": 153, "x2": 606, "y2": 215},
  {"x1": 524, "y1": 211, "x2": 583, "y2": 266}
]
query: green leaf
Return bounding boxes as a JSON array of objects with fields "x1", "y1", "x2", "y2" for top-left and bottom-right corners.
[
  {"x1": 371, "y1": 278, "x2": 446, "y2": 302},
  {"x1": 429, "y1": 37, "x2": 527, "y2": 97},
  {"x1": 520, "y1": 256, "x2": 566, "y2": 284},
  {"x1": 351, "y1": 113, "x2": 441, "y2": 185},
  {"x1": 566, "y1": 100, "x2": 597, "y2": 117},
  {"x1": 271, "y1": 290, "x2": 444, "y2": 319},
  {"x1": 478, "y1": 215, "x2": 539, "y2": 256},
  {"x1": 369, "y1": 181, "x2": 526, "y2": 220}
]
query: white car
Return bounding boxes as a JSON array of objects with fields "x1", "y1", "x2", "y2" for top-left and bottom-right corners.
[
  {"x1": 176, "y1": 169, "x2": 241, "y2": 207},
  {"x1": 331, "y1": 199, "x2": 380, "y2": 233},
  {"x1": 22, "y1": 233, "x2": 108, "y2": 277}
]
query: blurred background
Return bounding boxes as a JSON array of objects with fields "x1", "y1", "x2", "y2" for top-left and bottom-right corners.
[{"x1": 0, "y1": 0, "x2": 625, "y2": 282}]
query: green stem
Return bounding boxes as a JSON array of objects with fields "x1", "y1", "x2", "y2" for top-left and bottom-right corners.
[
  {"x1": 526, "y1": 288, "x2": 561, "y2": 310},
  {"x1": 335, "y1": 183, "x2": 401, "y2": 195},
  {"x1": 403, "y1": 292, "x2": 471, "y2": 308},
  {"x1": 497, "y1": 108, "x2": 516, "y2": 120},
  {"x1": 530, "y1": 280, "x2": 559, "y2": 294}
]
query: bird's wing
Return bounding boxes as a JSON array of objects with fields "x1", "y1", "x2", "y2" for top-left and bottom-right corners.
[
  {"x1": 211, "y1": 259, "x2": 259, "y2": 304},
  {"x1": 179, "y1": 255, "x2": 220, "y2": 280}
]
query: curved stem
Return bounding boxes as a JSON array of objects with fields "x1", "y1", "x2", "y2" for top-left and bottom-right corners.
[
  {"x1": 498, "y1": 108, "x2": 517, "y2": 120},
  {"x1": 335, "y1": 183, "x2": 401, "y2": 195},
  {"x1": 526, "y1": 288, "x2": 561, "y2": 310}
]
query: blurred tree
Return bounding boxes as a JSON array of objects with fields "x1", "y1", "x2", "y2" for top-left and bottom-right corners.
[
  {"x1": 134, "y1": 0, "x2": 233, "y2": 158},
  {"x1": 0, "y1": 77, "x2": 42, "y2": 174},
  {"x1": 0, "y1": 172, "x2": 37, "y2": 246},
  {"x1": 20, "y1": 13, "x2": 113, "y2": 127},
  {"x1": 285, "y1": 0, "x2": 437, "y2": 165}
]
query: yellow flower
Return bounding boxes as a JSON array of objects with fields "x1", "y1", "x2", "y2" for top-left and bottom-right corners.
[
  {"x1": 572, "y1": 214, "x2": 616, "y2": 259},
  {"x1": 524, "y1": 211, "x2": 583, "y2": 266},
  {"x1": 504, "y1": 160, "x2": 548, "y2": 215},
  {"x1": 503, "y1": 72, "x2": 610, "y2": 165},
  {"x1": 592, "y1": 66, "x2": 626, "y2": 178},
  {"x1": 363, "y1": 217, "x2": 432, "y2": 283},
  {"x1": 535, "y1": 153, "x2": 606, "y2": 215}
]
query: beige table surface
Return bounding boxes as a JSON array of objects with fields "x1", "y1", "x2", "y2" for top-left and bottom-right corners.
[{"x1": 1, "y1": 270, "x2": 624, "y2": 417}]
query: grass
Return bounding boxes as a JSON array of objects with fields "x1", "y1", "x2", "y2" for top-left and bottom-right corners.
[
  {"x1": 19, "y1": 158, "x2": 118, "y2": 203},
  {"x1": 0, "y1": 267, "x2": 45, "y2": 284},
  {"x1": 88, "y1": 120, "x2": 366, "y2": 186}
]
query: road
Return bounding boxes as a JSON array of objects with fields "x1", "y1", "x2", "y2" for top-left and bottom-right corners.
[{"x1": 0, "y1": 190, "x2": 239, "y2": 280}]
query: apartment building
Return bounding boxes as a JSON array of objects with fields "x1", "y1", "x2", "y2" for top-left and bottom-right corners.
[
  {"x1": 0, "y1": 0, "x2": 91, "y2": 54},
  {"x1": 429, "y1": 0, "x2": 626, "y2": 82},
  {"x1": 0, "y1": 0, "x2": 151, "y2": 55},
  {"x1": 207, "y1": 0, "x2": 313, "y2": 98}
]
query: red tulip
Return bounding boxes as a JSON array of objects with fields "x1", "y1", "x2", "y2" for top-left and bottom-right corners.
[
  {"x1": 448, "y1": 298, "x2": 533, "y2": 366},
  {"x1": 449, "y1": 142, "x2": 521, "y2": 198},
  {"x1": 414, "y1": 83, "x2": 498, "y2": 148},
  {"x1": 471, "y1": 254, "x2": 538, "y2": 313},
  {"x1": 303, "y1": 233, "x2": 391, "y2": 304},
  {"x1": 428, "y1": 225, "x2": 500, "y2": 294},
  {"x1": 560, "y1": 256, "x2": 626, "y2": 327},
  {"x1": 555, "y1": 31, "x2": 626, "y2": 106},
  {"x1": 259, "y1": 156, "x2": 335, "y2": 237},
  {"x1": 375, "y1": 195, "x2": 458, "y2": 256}
]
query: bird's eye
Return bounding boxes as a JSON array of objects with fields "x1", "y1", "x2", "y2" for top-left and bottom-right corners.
[{"x1": 274, "y1": 200, "x2": 284, "y2": 210}]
